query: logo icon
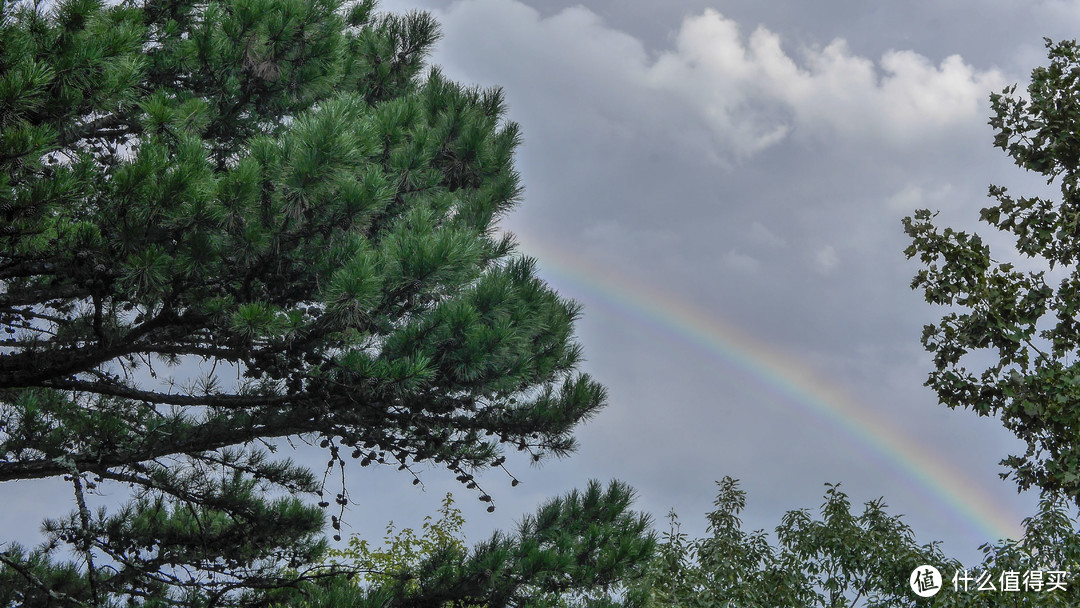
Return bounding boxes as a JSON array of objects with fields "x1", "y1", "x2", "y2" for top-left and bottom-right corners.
[{"x1": 910, "y1": 565, "x2": 943, "y2": 597}]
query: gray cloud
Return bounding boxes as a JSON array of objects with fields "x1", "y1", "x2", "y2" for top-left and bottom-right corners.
[{"x1": 377, "y1": 0, "x2": 1047, "y2": 562}]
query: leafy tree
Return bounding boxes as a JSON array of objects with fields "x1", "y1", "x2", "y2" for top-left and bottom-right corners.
[
  {"x1": 328, "y1": 492, "x2": 468, "y2": 593},
  {"x1": 904, "y1": 38, "x2": 1080, "y2": 500},
  {"x1": 625, "y1": 477, "x2": 958, "y2": 608},
  {"x1": 932, "y1": 492, "x2": 1080, "y2": 607},
  {"x1": 0, "y1": 0, "x2": 619, "y2": 603},
  {"x1": 284, "y1": 481, "x2": 655, "y2": 608},
  {"x1": 312, "y1": 482, "x2": 1078, "y2": 608}
]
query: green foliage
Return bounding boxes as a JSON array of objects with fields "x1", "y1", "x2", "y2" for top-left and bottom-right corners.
[
  {"x1": 297, "y1": 480, "x2": 656, "y2": 608},
  {"x1": 627, "y1": 477, "x2": 956, "y2": 608},
  {"x1": 929, "y1": 493, "x2": 1080, "y2": 607},
  {"x1": 904, "y1": 39, "x2": 1080, "y2": 500},
  {"x1": 328, "y1": 492, "x2": 468, "y2": 591},
  {"x1": 0, "y1": 0, "x2": 610, "y2": 604}
]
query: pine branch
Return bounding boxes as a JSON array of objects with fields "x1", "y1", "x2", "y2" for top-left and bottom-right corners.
[
  {"x1": 56, "y1": 115, "x2": 141, "y2": 148},
  {"x1": 69, "y1": 471, "x2": 100, "y2": 606},
  {"x1": 0, "y1": 551, "x2": 91, "y2": 608},
  {"x1": 42, "y1": 378, "x2": 299, "y2": 409}
]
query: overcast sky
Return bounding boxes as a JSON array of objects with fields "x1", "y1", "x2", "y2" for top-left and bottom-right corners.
[
  {"x1": 9, "y1": 0, "x2": 1080, "y2": 572},
  {"x1": 365, "y1": 0, "x2": 1080, "y2": 566}
]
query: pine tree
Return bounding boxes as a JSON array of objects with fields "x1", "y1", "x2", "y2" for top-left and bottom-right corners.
[
  {"x1": 0, "y1": 0, "x2": 616, "y2": 603},
  {"x1": 296, "y1": 481, "x2": 655, "y2": 608}
]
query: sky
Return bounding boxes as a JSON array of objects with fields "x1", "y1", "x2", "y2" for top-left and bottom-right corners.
[
  {"x1": 361, "y1": 0, "x2": 1079, "y2": 565},
  {"x1": 7, "y1": 0, "x2": 1080, "y2": 574}
]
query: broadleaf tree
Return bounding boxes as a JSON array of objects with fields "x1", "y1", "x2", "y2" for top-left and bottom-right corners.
[
  {"x1": 624, "y1": 479, "x2": 1080, "y2": 607},
  {"x1": 936, "y1": 491, "x2": 1080, "y2": 607},
  {"x1": 625, "y1": 477, "x2": 961, "y2": 608},
  {"x1": 0, "y1": 0, "x2": 633, "y2": 604},
  {"x1": 904, "y1": 38, "x2": 1080, "y2": 501},
  {"x1": 290, "y1": 480, "x2": 655, "y2": 608},
  {"x1": 327, "y1": 491, "x2": 469, "y2": 593}
]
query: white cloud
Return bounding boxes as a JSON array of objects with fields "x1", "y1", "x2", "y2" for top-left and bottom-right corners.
[
  {"x1": 648, "y1": 10, "x2": 1006, "y2": 152},
  {"x1": 814, "y1": 245, "x2": 839, "y2": 274},
  {"x1": 580, "y1": 220, "x2": 680, "y2": 256},
  {"x1": 749, "y1": 221, "x2": 786, "y2": 248},
  {"x1": 887, "y1": 184, "x2": 926, "y2": 213},
  {"x1": 886, "y1": 183, "x2": 958, "y2": 214},
  {"x1": 1035, "y1": 0, "x2": 1080, "y2": 25},
  {"x1": 424, "y1": 2, "x2": 1006, "y2": 161},
  {"x1": 722, "y1": 249, "x2": 762, "y2": 274}
]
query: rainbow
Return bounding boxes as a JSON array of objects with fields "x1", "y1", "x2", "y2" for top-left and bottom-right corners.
[{"x1": 512, "y1": 232, "x2": 1024, "y2": 545}]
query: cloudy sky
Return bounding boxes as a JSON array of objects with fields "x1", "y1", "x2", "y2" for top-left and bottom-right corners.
[
  {"x1": 9, "y1": 0, "x2": 1080, "y2": 572},
  {"x1": 364, "y1": 0, "x2": 1080, "y2": 565}
]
